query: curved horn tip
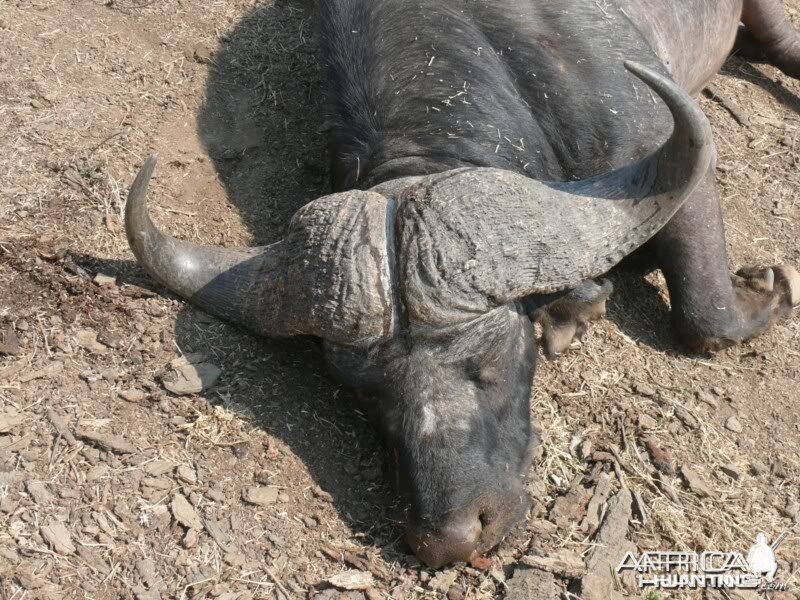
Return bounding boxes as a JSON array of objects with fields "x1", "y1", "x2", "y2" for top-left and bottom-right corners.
[
  {"x1": 127, "y1": 153, "x2": 159, "y2": 205},
  {"x1": 623, "y1": 60, "x2": 648, "y2": 76},
  {"x1": 139, "y1": 153, "x2": 159, "y2": 182},
  {"x1": 622, "y1": 60, "x2": 668, "y2": 85},
  {"x1": 622, "y1": 61, "x2": 681, "y2": 100},
  {"x1": 622, "y1": 60, "x2": 714, "y2": 149}
]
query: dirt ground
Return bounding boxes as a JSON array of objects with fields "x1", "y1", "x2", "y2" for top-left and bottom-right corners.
[{"x1": 1, "y1": 1, "x2": 799, "y2": 599}]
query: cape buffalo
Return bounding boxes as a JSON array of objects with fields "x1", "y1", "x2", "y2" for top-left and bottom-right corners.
[{"x1": 125, "y1": 0, "x2": 800, "y2": 568}]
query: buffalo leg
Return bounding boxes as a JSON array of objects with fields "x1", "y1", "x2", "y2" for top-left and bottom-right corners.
[
  {"x1": 649, "y1": 168, "x2": 798, "y2": 353},
  {"x1": 740, "y1": 0, "x2": 800, "y2": 78},
  {"x1": 531, "y1": 279, "x2": 614, "y2": 359},
  {"x1": 734, "y1": 25, "x2": 767, "y2": 61}
]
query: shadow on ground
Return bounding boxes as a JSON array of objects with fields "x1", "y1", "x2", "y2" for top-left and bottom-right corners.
[
  {"x1": 176, "y1": 0, "x2": 407, "y2": 562},
  {"x1": 723, "y1": 57, "x2": 800, "y2": 114}
]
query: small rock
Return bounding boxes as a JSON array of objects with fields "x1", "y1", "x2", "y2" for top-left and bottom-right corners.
[
  {"x1": 183, "y1": 528, "x2": 199, "y2": 548},
  {"x1": 86, "y1": 465, "x2": 109, "y2": 481},
  {"x1": 206, "y1": 488, "x2": 225, "y2": 503},
  {"x1": 1, "y1": 495, "x2": 18, "y2": 514},
  {"x1": 696, "y1": 389, "x2": 718, "y2": 409},
  {"x1": 119, "y1": 389, "x2": 145, "y2": 403},
  {"x1": 0, "y1": 409, "x2": 24, "y2": 433},
  {"x1": 327, "y1": 569, "x2": 374, "y2": 591},
  {"x1": 242, "y1": 486, "x2": 279, "y2": 506},
  {"x1": 303, "y1": 515, "x2": 319, "y2": 528},
  {"x1": 0, "y1": 546, "x2": 19, "y2": 565},
  {"x1": 633, "y1": 382, "x2": 656, "y2": 397},
  {"x1": 429, "y1": 570, "x2": 458, "y2": 593},
  {"x1": 74, "y1": 329, "x2": 108, "y2": 354},
  {"x1": 193, "y1": 44, "x2": 213, "y2": 64},
  {"x1": 505, "y1": 567, "x2": 560, "y2": 600},
  {"x1": 312, "y1": 486, "x2": 334, "y2": 503},
  {"x1": 770, "y1": 458, "x2": 788, "y2": 479},
  {"x1": 632, "y1": 489, "x2": 648, "y2": 525},
  {"x1": 142, "y1": 476, "x2": 174, "y2": 492},
  {"x1": 59, "y1": 487, "x2": 79, "y2": 500},
  {"x1": 77, "y1": 430, "x2": 137, "y2": 454},
  {"x1": 638, "y1": 414, "x2": 657, "y2": 430},
  {"x1": 446, "y1": 584, "x2": 464, "y2": 600},
  {"x1": 136, "y1": 558, "x2": 159, "y2": 590},
  {"x1": 204, "y1": 518, "x2": 232, "y2": 551},
  {"x1": 680, "y1": 465, "x2": 713, "y2": 499},
  {"x1": 46, "y1": 409, "x2": 76, "y2": 445},
  {"x1": 0, "y1": 325, "x2": 20, "y2": 355},
  {"x1": 582, "y1": 472, "x2": 613, "y2": 533},
  {"x1": 469, "y1": 556, "x2": 494, "y2": 570},
  {"x1": 223, "y1": 551, "x2": 245, "y2": 566},
  {"x1": 645, "y1": 438, "x2": 675, "y2": 474},
  {"x1": 579, "y1": 439, "x2": 593, "y2": 460},
  {"x1": 313, "y1": 591, "x2": 344, "y2": 600},
  {"x1": 97, "y1": 331, "x2": 124, "y2": 349},
  {"x1": 667, "y1": 421, "x2": 682, "y2": 435},
  {"x1": 162, "y1": 358, "x2": 221, "y2": 396},
  {"x1": 41, "y1": 520, "x2": 76, "y2": 555},
  {"x1": 16, "y1": 568, "x2": 47, "y2": 590},
  {"x1": 254, "y1": 470, "x2": 272, "y2": 485},
  {"x1": 528, "y1": 519, "x2": 558, "y2": 535},
  {"x1": 93, "y1": 273, "x2": 116, "y2": 287},
  {"x1": 171, "y1": 493, "x2": 203, "y2": 530},
  {"x1": 719, "y1": 464, "x2": 741, "y2": 480},
  {"x1": 780, "y1": 502, "x2": 799, "y2": 520},
  {"x1": 176, "y1": 464, "x2": 197, "y2": 484},
  {"x1": 142, "y1": 301, "x2": 166, "y2": 318},
  {"x1": 725, "y1": 416, "x2": 743, "y2": 433},
  {"x1": 520, "y1": 550, "x2": 586, "y2": 578},
  {"x1": 549, "y1": 476, "x2": 590, "y2": 521},
  {"x1": 144, "y1": 460, "x2": 173, "y2": 476},
  {"x1": 25, "y1": 481, "x2": 53, "y2": 505},
  {"x1": 580, "y1": 489, "x2": 634, "y2": 600},
  {"x1": 674, "y1": 406, "x2": 700, "y2": 430}
]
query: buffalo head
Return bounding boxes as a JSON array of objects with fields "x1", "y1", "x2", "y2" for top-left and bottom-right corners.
[{"x1": 125, "y1": 63, "x2": 712, "y2": 567}]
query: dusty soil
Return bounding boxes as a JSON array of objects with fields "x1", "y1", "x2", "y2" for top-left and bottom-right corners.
[{"x1": 1, "y1": 1, "x2": 799, "y2": 599}]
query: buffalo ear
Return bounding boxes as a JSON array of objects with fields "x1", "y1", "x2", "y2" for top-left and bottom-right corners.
[{"x1": 529, "y1": 279, "x2": 613, "y2": 359}]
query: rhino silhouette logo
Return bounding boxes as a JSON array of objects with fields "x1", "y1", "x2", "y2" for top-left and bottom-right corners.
[{"x1": 747, "y1": 532, "x2": 782, "y2": 583}]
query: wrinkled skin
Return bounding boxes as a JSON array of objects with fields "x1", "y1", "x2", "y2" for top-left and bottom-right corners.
[
  {"x1": 317, "y1": 0, "x2": 800, "y2": 567},
  {"x1": 125, "y1": 0, "x2": 800, "y2": 569}
]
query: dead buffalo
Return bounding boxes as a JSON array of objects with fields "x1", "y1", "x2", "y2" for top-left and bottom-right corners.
[{"x1": 125, "y1": 0, "x2": 800, "y2": 568}]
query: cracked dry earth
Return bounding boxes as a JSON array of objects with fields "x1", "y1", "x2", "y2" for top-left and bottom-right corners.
[{"x1": 1, "y1": 1, "x2": 800, "y2": 599}]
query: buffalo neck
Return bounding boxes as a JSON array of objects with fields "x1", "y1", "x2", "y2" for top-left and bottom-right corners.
[{"x1": 320, "y1": 0, "x2": 676, "y2": 192}]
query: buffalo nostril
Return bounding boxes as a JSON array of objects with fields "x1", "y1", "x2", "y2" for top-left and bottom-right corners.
[
  {"x1": 478, "y1": 510, "x2": 490, "y2": 528},
  {"x1": 405, "y1": 517, "x2": 482, "y2": 569}
]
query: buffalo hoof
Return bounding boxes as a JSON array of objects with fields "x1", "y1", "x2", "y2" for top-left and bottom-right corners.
[
  {"x1": 733, "y1": 264, "x2": 799, "y2": 323},
  {"x1": 533, "y1": 279, "x2": 613, "y2": 360},
  {"x1": 688, "y1": 265, "x2": 799, "y2": 353}
]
